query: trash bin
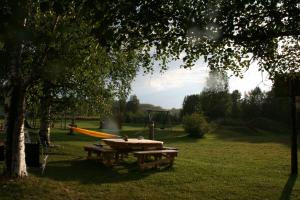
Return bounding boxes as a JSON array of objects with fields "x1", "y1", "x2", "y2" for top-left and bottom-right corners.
[{"x1": 25, "y1": 143, "x2": 40, "y2": 167}]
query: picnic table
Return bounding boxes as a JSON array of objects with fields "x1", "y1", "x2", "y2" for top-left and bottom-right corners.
[
  {"x1": 102, "y1": 138, "x2": 164, "y2": 151},
  {"x1": 84, "y1": 138, "x2": 178, "y2": 170}
]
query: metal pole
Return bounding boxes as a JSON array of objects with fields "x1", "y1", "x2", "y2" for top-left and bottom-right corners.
[{"x1": 149, "y1": 121, "x2": 155, "y2": 140}]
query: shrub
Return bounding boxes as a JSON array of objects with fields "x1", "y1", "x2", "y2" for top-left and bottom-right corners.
[{"x1": 183, "y1": 113, "x2": 210, "y2": 138}]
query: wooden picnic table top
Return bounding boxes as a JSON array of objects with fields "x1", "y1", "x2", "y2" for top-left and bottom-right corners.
[{"x1": 102, "y1": 138, "x2": 163, "y2": 150}]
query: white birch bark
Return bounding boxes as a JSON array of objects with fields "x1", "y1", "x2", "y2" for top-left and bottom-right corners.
[
  {"x1": 4, "y1": 82, "x2": 28, "y2": 177},
  {"x1": 13, "y1": 123, "x2": 27, "y2": 177},
  {"x1": 39, "y1": 85, "x2": 52, "y2": 146}
]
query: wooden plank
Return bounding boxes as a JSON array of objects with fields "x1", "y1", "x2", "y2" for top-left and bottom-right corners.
[
  {"x1": 84, "y1": 145, "x2": 115, "y2": 152},
  {"x1": 83, "y1": 145, "x2": 129, "y2": 167},
  {"x1": 133, "y1": 149, "x2": 178, "y2": 155},
  {"x1": 102, "y1": 138, "x2": 164, "y2": 151},
  {"x1": 139, "y1": 159, "x2": 172, "y2": 170},
  {"x1": 163, "y1": 146, "x2": 178, "y2": 150},
  {"x1": 134, "y1": 149, "x2": 178, "y2": 170}
]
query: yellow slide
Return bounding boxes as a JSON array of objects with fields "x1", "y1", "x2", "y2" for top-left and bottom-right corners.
[{"x1": 70, "y1": 127, "x2": 118, "y2": 139}]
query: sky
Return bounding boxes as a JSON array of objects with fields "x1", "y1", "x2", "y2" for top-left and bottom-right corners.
[{"x1": 130, "y1": 58, "x2": 272, "y2": 109}]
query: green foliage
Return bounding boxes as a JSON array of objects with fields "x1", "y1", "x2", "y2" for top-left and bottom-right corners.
[
  {"x1": 182, "y1": 70, "x2": 232, "y2": 122},
  {"x1": 230, "y1": 90, "x2": 242, "y2": 118},
  {"x1": 1, "y1": 1, "x2": 300, "y2": 81},
  {"x1": 241, "y1": 87, "x2": 266, "y2": 119},
  {"x1": 199, "y1": 90, "x2": 232, "y2": 121},
  {"x1": 262, "y1": 90, "x2": 291, "y2": 124},
  {"x1": 1, "y1": 1, "x2": 141, "y2": 120},
  {"x1": 124, "y1": 111, "x2": 146, "y2": 124},
  {"x1": 138, "y1": 104, "x2": 165, "y2": 112},
  {"x1": 182, "y1": 94, "x2": 202, "y2": 116},
  {"x1": 200, "y1": 70, "x2": 232, "y2": 121},
  {"x1": 183, "y1": 113, "x2": 210, "y2": 138},
  {"x1": 182, "y1": 84, "x2": 291, "y2": 127}
]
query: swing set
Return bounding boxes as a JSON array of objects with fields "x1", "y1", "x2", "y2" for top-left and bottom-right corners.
[{"x1": 146, "y1": 109, "x2": 172, "y2": 130}]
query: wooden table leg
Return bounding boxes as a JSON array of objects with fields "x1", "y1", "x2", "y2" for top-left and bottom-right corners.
[
  {"x1": 103, "y1": 152, "x2": 114, "y2": 167},
  {"x1": 136, "y1": 155, "x2": 145, "y2": 171},
  {"x1": 87, "y1": 150, "x2": 92, "y2": 160}
]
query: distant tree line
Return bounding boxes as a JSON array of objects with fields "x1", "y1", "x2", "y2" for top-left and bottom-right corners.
[
  {"x1": 182, "y1": 86, "x2": 290, "y2": 126},
  {"x1": 111, "y1": 95, "x2": 181, "y2": 127},
  {"x1": 182, "y1": 70, "x2": 291, "y2": 128}
]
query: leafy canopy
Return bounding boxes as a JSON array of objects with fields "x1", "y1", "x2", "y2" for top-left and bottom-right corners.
[{"x1": 1, "y1": 0, "x2": 300, "y2": 84}]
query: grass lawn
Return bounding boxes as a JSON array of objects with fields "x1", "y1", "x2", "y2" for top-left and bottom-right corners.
[{"x1": 0, "y1": 121, "x2": 300, "y2": 200}]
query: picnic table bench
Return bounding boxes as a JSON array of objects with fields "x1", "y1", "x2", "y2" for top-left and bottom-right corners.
[
  {"x1": 84, "y1": 140, "x2": 179, "y2": 170},
  {"x1": 84, "y1": 145, "x2": 116, "y2": 166},
  {"x1": 133, "y1": 149, "x2": 178, "y2": 170}
]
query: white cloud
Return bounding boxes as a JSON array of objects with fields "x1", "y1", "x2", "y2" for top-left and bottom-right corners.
[
  {"x1": 130, "y1": 59, "x2": 209, "y2": 108},
  {"x1": 229, "y1": 64, "x2": 272, "y2": 94},
  {"x1": 148, "y1": 66, "x2": 207, "y2": 91}
]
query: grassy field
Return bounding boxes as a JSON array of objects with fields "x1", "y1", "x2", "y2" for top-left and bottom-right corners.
[{"x1": 0, "y1": 120, "x2": 300, "y2": 200}]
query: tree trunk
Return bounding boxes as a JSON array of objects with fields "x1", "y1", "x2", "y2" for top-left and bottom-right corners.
[
  {"x1": 290, "y1": 80, "x2": 298, "y2": 175},
  {"x1": 4, "y1": 83, "x2": 28, "y2": 177},
  {"x1": 39, "y1": 83, "x2": 52, "y2": 147}
]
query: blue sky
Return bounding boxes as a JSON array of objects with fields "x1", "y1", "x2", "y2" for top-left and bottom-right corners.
[{"x1": 130, "y1": 58, "x2": 272, "y2": 109}]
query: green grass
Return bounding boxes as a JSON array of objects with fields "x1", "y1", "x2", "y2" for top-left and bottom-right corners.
[{"x1": 0, "y1": 121, "x2": 300, "y2": 200}]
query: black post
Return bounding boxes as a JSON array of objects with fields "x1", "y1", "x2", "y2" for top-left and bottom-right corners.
[
  {"x1": 64, "y1": 112, "x2": 67, "y2": 129},
  {"x1": 68, "y1": 118, "x2": 76, "y2": 135},
  {"x1": 290, "y1": 79, "x2": 298, "y2": 175}
]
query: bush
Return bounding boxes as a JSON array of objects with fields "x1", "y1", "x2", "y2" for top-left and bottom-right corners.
[{"x1": 183, "y1": 113, "x2": 210, "y2": 138}]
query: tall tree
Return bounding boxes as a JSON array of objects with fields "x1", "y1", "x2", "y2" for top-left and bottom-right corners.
[
  {"x1": 230, "y1": 90, "x2": 242, "y2": 118},
  {"x1": 241, "y1": 87, "x2": 266, "y2": 119},
  {"x1": 262, "y1": 89, "x2": 291, "y2": 124},
  {"x1": 181, "y1": 94, "x2": 202, "y2": 116},
  {"x1": 205, "y1": 70, "x2": 229, "y2": 92},
  {"x1": 199, "y1": 90, "x2": 232, "y2": 121},
  {"x1": 0, "y1": 1, "x2": 192, "y2": 177},
  {"x1": 199, "y1": 69, "x2": 231, "y2": 121}
]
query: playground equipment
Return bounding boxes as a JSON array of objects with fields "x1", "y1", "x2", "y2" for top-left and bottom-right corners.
[
  {"x1": 146, "y1": 109, "x2": 172, "y2": 139},
  {"x1": 146, "y1": 109, "x2": 171, "y2": 129}
]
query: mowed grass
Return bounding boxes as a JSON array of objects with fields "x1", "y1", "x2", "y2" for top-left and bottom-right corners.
[{"x1": 0, "y1": 121, "x2": 300, "y2": 200}]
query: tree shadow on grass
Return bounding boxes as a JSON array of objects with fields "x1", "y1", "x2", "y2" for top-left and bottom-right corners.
[
  {"x1": 31, "y1": 158, "x2": 170, "y2": 185},
  {"x1": 212, "y1": 125, "x2": 295, "y2": 147},
  {"x1": 279, "y1": 174, "x2": 298, "y2": 200}
]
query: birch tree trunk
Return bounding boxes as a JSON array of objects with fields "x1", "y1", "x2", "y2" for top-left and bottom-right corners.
[
  {"x1": 39, "y1": 83, "x2": 52, "y2": 146},
  {"x1": 4, "y1": 83, "x2": 28, "y2": 177}
]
